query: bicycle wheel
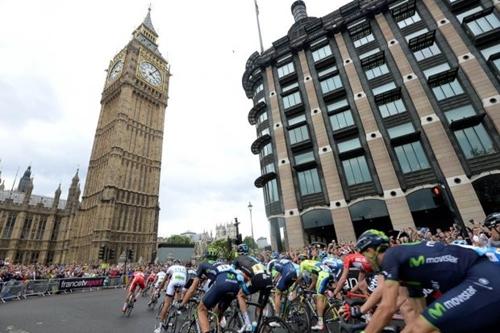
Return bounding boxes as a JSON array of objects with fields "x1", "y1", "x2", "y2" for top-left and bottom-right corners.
[
  {"x1": 126, "y1": 301, "x2": 134, "y2": 317},
  {"x1": 179, "y1": 321, "x2": 197, "y2": 333},
  {"x1": 259, "y1": 316, "x2": 292, "y2": 333},
  {"x1": 164, "y1": 309, "x2": 179, "y2": 333},
  {"x1": 284, "y1": 301, "x2": 310, "y2": 333},
  {"x1": 324, "y1": 303, "x2": 341, "y2": 333}
]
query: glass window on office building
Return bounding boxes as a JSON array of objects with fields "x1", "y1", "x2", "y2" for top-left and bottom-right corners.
[
  {"x1": 465, "y1": 11, "x2": 500, "y2": 37},
  {"x1": 282, "y1": 91, "x2": 302, "y2": 109},
  {"x1": 432, "y1": 79, "x2": 464, "y2": 101},
  {"x1": 342, "y1": 156, "x2": 372, "y2": 185},
  {"x1": 338, "y1": 137, "x2": 362, "y2": 153},
  {"x1": 414, "y1": 42, "x2": 441, "y2": 61},
  {"x1": 295, "y1": 151, "x2": 315, "y2": 165},
  {"x1": 288, "y1": 113, "x2": 306, "y2": 126},
  {"x1": 394, "y1": 142, "x2": 430, "y2": 173},
  {"x1": 397, "y1": 11, "x2": 421, "y2": 28},
  {"x1": 456, "y1": 6, "x2": 483, "y2": 23},
  {"x1": 378, "y1": 98, "x2": 406, "y2": 118},
  {"x1": 365, "y1": 63, "x2": 390, "y2": 80},
  {"x1": 264, "y1": 179, "x2": 279, "y2": 204},
  {"x1": 260, "y1": 143, "x2": 273, "y2": 158},
  {"x1": 277, "y1": 62, "x2": 295, "y2": 78},
  {"x1": 261, "y1": 162, "x2": 275, "y2": 175},
  {"x1": 330, "y1": 110, "x2": 355, "y2": 131},
  {"x1": 372, "y1": 82, "x2": 397, "y2": 96},
  {"x1": 320, "y1": 75, "x2": 343, "y2": 94},
  {"x1": 297, "y1": 168, "x2": 322, "y2": 195},
  {"x1": 312, "y1": 44, "x2": 333, "y2": 63},
  {"x1": 289, "y1": 125, "x2": 309, "y2": 145},
  {"x1": 253, "y1": 83, "x2": 263, "y2": 97},
  {"x1": 444, "y1": 105, "x2": 496, "y2": 159},
  {"x1": 257, "y1": 111, "x2": 268, "y2": 125}
]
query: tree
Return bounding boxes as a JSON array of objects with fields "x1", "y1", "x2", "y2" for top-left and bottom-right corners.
[
  {"x1": 243, "y1": 236, "x2": 257, "y2": 249},
  {"x1": 165, "y1": 235, "x2": 192, "y2": 245},
  {"x1": 208, "y1": 238, "x2": 235, "y2": 261}
]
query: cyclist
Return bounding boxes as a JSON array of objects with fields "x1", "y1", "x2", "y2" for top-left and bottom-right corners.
[
  {"x1": 355, "y1": 229, "x2": 500, "y2": 333},
  {"x1": 154, "y1": 260, "x2": 187, "y2": 333},
  {"x1": 332, "y1": 251, "x2": 372, "y2": 297},
  {"x1": 180, "y1": 251, "x2": 247, "y2": 333},
  {"x1": 122, "y1": 267, "x2": 145, "y2": 312},
  {"x1": 233, "y1": 244, "x2": 273, "y2": 332},
  {"x1": 148, "y1": 267, "x2": 167, "y2": 306},
  {"x1": 268, "y1": 256, "x2": 297, "y2": 314},
  {"x1": 145, "y1": 269, "x2": 157, "y2": 294},
  {"x1": 484, "y1": 212, "x2": 500, "y2": 248}
]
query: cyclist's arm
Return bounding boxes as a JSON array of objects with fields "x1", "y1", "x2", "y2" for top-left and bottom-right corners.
[
  {"x1": 308, "y1": 273, "x2": 317, "y2": 290},
  {"x1": 350, "y1": 270, "x2": 366, "y2": 294},
  {"x1": 363, "y1": 280, "x2": 399, "y2": 333},
  {"x1": 333, "y1": 268, "x2": 349, "y2": 295},
  {"x1": 181, "y1": 277, "x2": 200, "y2": 306},
  {"x1": 360, "y1": 275, "x2": 384, "y2": 314}
]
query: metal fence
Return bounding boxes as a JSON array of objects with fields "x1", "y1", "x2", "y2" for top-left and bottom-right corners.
[{"x1": 0, "y1": 276, "x2": 125, "y2": 303}]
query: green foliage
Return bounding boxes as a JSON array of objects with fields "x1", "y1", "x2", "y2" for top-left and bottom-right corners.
[
  {"x1": 208, "y1": 238, "x2": 236, "y2": 261},
  {"x1": 165, "y1": 234, "x2": 192, "y2": 245},
  {"x1": 243, "y1": 236, "x2": 257, "y2": 249}
]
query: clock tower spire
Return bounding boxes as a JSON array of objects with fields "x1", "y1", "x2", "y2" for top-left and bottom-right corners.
[{"x1": 67, "y1": 9, "x2": 170, "y2": 264}]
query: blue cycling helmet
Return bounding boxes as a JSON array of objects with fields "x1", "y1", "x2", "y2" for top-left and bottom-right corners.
[
  {"x1": 318, "y1": 251, "x2": 327, "y2": 261},
  {"x1": 356, "y1": 229, "x2": 390, "y2": 252},
  {"x1": 271, "y1": 251, "x2": 279, "y2": 260},
  {"x1": 237, "y1": 243, "x2": 249, "y2": 255},
  {"x1": 451, "y1": 239, "x2": 467, "y2": 245}
]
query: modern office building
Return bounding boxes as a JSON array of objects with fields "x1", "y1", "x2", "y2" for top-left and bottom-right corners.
[{"x1": 242, "y1": 0, "x2": 500, "y2": 250}]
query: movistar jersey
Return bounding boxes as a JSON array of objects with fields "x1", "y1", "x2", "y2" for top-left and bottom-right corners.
[
  {"x1": 196, "y1": 262, "x2": 234, "y2": 281},
  {"x1": 453, "y1": 244, "x2": 500, "y2": 264},
  {"x1": 381, "y1": 241, "x2": 480, "y2": 293}
]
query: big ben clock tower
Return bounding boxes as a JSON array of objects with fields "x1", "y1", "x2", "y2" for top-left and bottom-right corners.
[{"x1": 69, "y1": 9, "x2": 170, "y2": 263}]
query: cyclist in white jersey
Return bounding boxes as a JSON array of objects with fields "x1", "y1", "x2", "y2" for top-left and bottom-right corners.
[
  {"x1": 148, "y1": 268, "x2": 167, "y2": 306},
  {"x1": 154, "y1": 260, "x2": 187, "y2": 333}
]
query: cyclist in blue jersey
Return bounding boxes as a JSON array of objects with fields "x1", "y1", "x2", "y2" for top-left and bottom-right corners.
[
  {"x1": 268, "y1": 257, "x2": 297, "y2": 314},
  {"x1": 179, "y1": 250, "x2": 248, "y2": 333},
  {"x1": 355, "y1": 229, "x2": 500, "y2": 333}
]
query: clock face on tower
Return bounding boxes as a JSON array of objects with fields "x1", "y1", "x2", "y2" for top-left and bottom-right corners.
[
  {"x1": 139, "y1": 61, "x2": 162, "y2": 86},
  {"x1": 108, "y1": 60, "x2": 123, "y2": 81}
]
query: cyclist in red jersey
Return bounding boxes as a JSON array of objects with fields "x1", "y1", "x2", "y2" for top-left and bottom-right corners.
[
  {"x1": 333, "y1": 252, "x2": 372, "y2": 297},
  {"x1": 122, "y1": 267, "x2": 145, "y2": 312},
  {"x1": 146, "y1": 270, "x2": 157, "y2": 294}
]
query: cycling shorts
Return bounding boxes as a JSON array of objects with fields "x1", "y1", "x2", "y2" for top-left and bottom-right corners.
[
  {"x1": 247, "y1": 272, "x2": 273, "y2": 295},
  {"x1": 202, "y1": 272, "x2": 240, "y2": 309},
  {"x1": 422, "y1": 258, "x2": 500, "y2": 333},
  {"x1": 129, "y1": 277, "x2": 145, "y2": 293},
  {"x1": 316, "y1": 270, "x2": 331, "y2": 294},
  {"x1": 154, "y1": 278, "x2": 165, "y2": 289},
  {"x1": 166, "y1": 275, "x2": 186, "y2": 297},
  {"x1": 276, "y1": 265, "x2": 297, "y2": 292},
  {"x1": 185, "y1": 277, "x2": 195, "y2": 290}
]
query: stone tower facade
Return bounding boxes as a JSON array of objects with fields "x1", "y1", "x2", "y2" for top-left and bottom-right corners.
[{"x1": 69, "y1": 9, "x2": 170, "y2": 263}]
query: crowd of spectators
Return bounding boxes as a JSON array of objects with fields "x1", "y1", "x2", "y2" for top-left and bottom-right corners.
[{"x1": 0, "y1": 262, "x2": 123, "y2": 283}]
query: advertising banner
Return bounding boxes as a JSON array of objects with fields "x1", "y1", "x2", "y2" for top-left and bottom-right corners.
[{"x1": 58, "y1": 277, "x2": 105, "y2": 291}]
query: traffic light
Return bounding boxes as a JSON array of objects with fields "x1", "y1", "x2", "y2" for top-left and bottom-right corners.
[
  {"x1": 432, "y1": 185, "x2": 445, "y2": 206},
  {"x1": 127, "y1": 249, "x2": 133, "y2": 261},
  {"x1": 98, "y1": 246, "x2": 105, "y2": 260},
  {"x1": 108, "y1": 248, "x2": 115, "y2": 260}
]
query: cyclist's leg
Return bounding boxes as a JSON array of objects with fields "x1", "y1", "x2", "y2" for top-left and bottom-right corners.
[
  {"x1": 312, "y1": 271, "x2": 330, "y2": 330},
  {"x1": 199, "y1": 273, "x2": 238, "y2": 333},
  {"x1": 419, "y1": 259, "x2": 500, "y2": 333},
  {"x1": 159, "y1": 281, "x2": 176, "y2": 321}
]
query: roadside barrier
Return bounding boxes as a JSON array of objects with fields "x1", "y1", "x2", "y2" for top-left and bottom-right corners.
[{"x1": 0, "y1": 276, "x2": 125, "y2": 303}]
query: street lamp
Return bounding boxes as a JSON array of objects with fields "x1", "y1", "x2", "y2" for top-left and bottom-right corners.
[{"x1": 248, "y1": 202, "x2": 254, "y2": 242}]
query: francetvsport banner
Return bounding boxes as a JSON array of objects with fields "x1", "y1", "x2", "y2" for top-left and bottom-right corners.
[{"x1": 58, "y1": 277, "x2": 106, "y2": 291}]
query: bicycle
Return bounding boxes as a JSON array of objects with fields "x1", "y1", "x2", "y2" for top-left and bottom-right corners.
[
  {"x1": 148, "y1": 288, "x2": 161, "y2": 310},
  {"x1": 178, "y1": 297, "x2": 237, "y2": 333},
  {"x1": 124, "y1": 291, "x2": 138, "y2": 317},
  {"x1": 269, "y1": 289, "x2": 310, "y2": 333},
  {"x1": 225, "y1": 290, "x2": 292, "y2": 333}
]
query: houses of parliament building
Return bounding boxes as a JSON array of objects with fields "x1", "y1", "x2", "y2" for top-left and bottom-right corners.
[{"x1": 0, "y1": 9, "x2": 170, "y2": 264}]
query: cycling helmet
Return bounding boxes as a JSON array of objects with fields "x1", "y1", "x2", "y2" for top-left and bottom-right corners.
[
  {"x1": 484, "y1": 212, "x2": 500, "y2": 229},
  {"x1": 237, "y1": 244, "x2": 249, "y2": 255},
  {"x1": 271, "y1": 251, "x2": 279, "y2": 260},
  {"x1": 173, "y1": 259, "x2": 181, "y2": 265},
  {"x1": 451, "y1": 239, "x2": 467, "y2": 245},
  {"x1": 355, "y1": 229, "x2": 389, "y2": 253},
  {"x1": 318, "y1": 251, "x2": 327, "y2": 261},
  {"x1": 297, "y1": 254, "x2": 307, "y2": 261},
  {"x1": 205, "y1": 248, "x2": 218, "y2": 260}
]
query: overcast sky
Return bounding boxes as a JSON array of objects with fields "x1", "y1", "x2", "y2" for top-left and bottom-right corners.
[{"x1": 0, "y1": 0, "x2": 349, "y2": 240}]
